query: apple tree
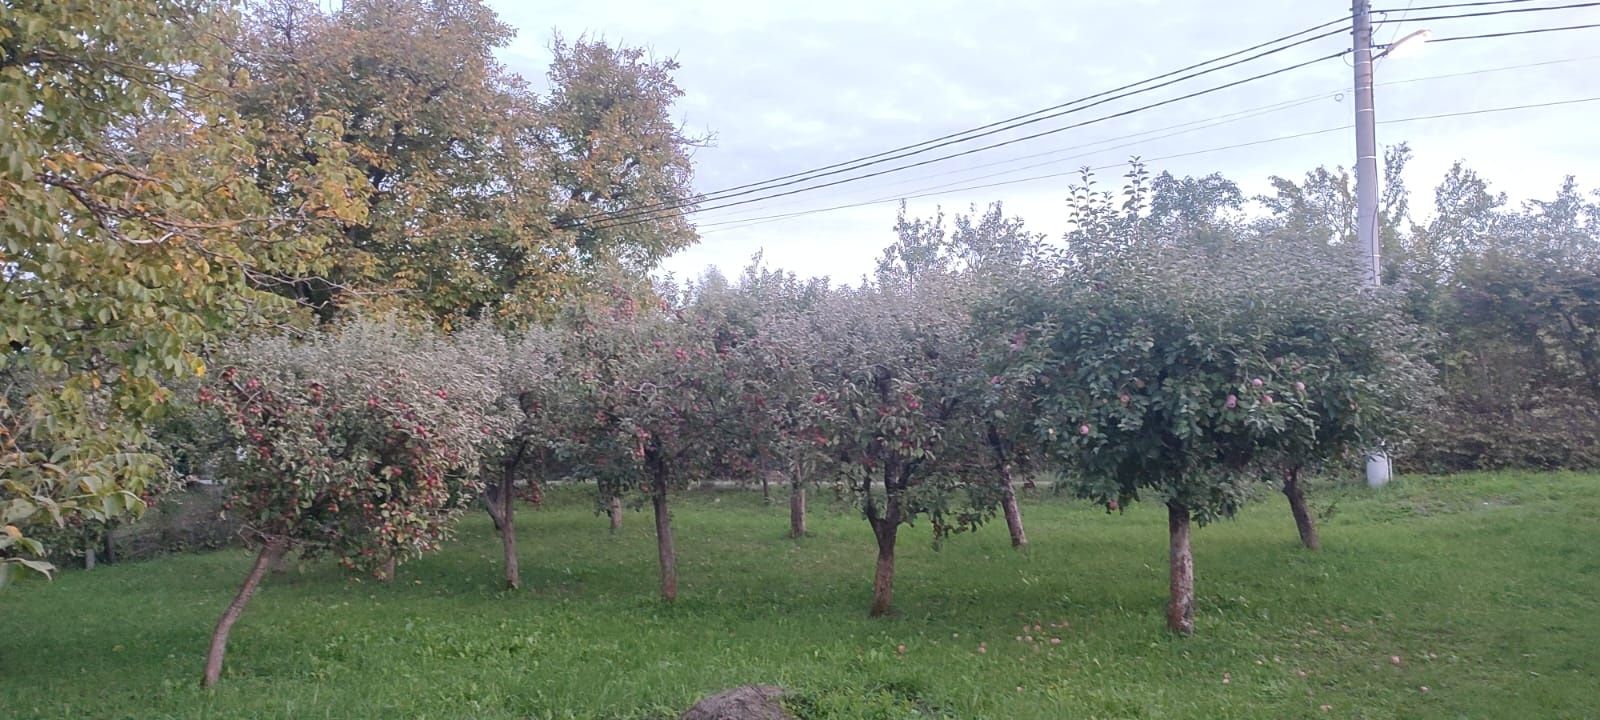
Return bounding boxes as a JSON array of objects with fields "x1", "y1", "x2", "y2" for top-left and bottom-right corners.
[
  {"x1": 1234, "y1": 247, "x2": 1435, "y2": 550},
  {"x1": 805, "y1": 279, "x2": 1004, "y2": 617},
  {"x1": 559, "y1": 284, "x2": 739, "y2": 602},
  {"x1": 683, "y1": 263, "x2": 829, "y2": 537},
  {"x1": 1001, "y1": 249, "x2": 1304, "y2": 635},
  {"x1": 196, "y1": 320, "x2": 508, "y2": 686}
]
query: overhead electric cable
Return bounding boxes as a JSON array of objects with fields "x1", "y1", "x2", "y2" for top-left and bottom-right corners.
[
  {"x1": 698, "y1": 95, "x2": 1600, "y2": 234},
  {"x1": 558, "y1": 18, "x2": 1355, "y2": 227},
  {"x1": 583, "y1": 51, "x2": 1350, "y2": 233}
]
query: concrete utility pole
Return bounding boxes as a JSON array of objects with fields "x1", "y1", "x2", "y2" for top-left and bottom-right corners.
[
  {"x1": 1352, "y1": 0, "x2": 1391, "y2": 487},
  {"x1": 1353, "y1": 0, "x2": 1380, "y2": 289}
]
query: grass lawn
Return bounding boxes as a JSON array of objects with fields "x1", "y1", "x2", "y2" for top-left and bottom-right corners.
[{"x1": 4, "y1": 471, "x2": 1598, "y2": 719}]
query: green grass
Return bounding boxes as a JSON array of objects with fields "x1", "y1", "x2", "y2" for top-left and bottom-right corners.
[{"x1": 4, "y1": 472, "x2": 1599, "y2": 719}]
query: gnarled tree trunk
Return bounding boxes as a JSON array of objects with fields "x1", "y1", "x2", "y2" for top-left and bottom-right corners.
[
  {"x1": 203, "y1": 539, "x2": 288, "y2": 688},
  {"x1": 1167, "y1": 502, "x2": 1194, "y2": 636},
  {"x1": 1282, "y1": 466, "x2": 1320, "y2": 551},
  {"x1": 102, "y1": 526, "x2": 116, "y2": 565}
]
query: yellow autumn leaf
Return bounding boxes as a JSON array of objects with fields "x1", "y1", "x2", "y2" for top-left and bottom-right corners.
[{"x1": 3, "y1": 525, "x2": 20, "y2": 540}]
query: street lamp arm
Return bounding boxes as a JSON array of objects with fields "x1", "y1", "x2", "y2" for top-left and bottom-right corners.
[{"x1": 1375, "y1": 29, "x2": 1433, "y2": 60}]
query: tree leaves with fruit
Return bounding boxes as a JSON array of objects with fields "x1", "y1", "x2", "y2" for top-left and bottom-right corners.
[{"x1": 196, "y1": 319, "x2": 510, "y2": 686}]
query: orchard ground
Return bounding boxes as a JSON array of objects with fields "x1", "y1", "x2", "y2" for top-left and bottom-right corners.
[{"x1": 5, "y1": 472, "x2": 1597, "y2": 719}]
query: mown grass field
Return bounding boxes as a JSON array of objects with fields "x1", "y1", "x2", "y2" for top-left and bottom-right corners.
[{"x1": 4, "y1": 472, "x2": 1598, "y2": 719}]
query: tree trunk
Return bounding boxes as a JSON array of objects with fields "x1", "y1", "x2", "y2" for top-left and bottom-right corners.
[
  {"x1": 789, "y1": 481, "x2": 807, "y2": 539},
  {"x1": 501, "y1": 471, "x2": 521, "y2": 590},
  {"x1": 203, "y1": 539, "x2": 288, "y2": 688},
  {"x1": 651, "y1": 475, "x2": 678, "y2": 602},
  {"x1": 377, "y1": 555, "x2": 397, "y2": 583},
  {"x1": 987, "y1": 424, "x2": 1027, "y2": 549},
  {"x1": 761, "y1": 471, "x2": 771, "y2": 502},
  {"x1": 869, "y1": 518, "x2": 899, "y2": 618},
  {"x1": 82, "y1": 526, "x2": 96, "y2": 570},
  {"x1": 102, "y1": 526, "x2": 116, "y2": 565},
  {"x1": 1167, "y1": 502, "x2": 1195, "y2": 636},
  {"x1": 999, "y1": 470, "x2": 1028, "y2": 550},
  {"x1": 482, "y1": 484, "x2": 506, "y2": 535},
  {"x1": 608, "y1": 494, "x2": 623, "y2": 533},
  {"x1": 1282, "y1": 467, "x2": 1320, "y2": 551}
]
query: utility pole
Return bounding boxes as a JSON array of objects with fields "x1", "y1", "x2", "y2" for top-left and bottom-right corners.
[
  {"x1": 1353, "y1": 0, "x2": 1380, "y2": 288},
  {"x1": 1352, "y1": 0, "x2": 1391, "y2": 487}
]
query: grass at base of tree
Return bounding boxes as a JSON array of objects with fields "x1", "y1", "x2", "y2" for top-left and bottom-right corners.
[{"x1": 4, "y1": 471, "x2": 1597, "y2": 719}]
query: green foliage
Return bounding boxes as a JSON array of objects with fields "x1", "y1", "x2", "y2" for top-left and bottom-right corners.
[
  {"x1": 231, "y1": 1, "x2": 701, "y2": 327},
  {"x1": 199, "y1": 320, "x2": 509, "y2": 571},
  {"x1": 1402, "y1": 171, "x2": 1600, "y2": 471},
  {"x1": 1, "y1": 0, "x2": 355, "y2": 578},
  {"x1": 1002, "y1": 248, "x2": 1281, "y2": 520},
  {"x1": 805, "y1": 279, "x2": 1006, "y2": 543}
]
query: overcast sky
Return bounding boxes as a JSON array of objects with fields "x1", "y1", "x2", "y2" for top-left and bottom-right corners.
[{"x1": 489, "y1": 0, "x2": 1600, "y2": 282}]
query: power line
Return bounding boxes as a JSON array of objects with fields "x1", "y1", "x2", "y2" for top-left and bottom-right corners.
[
  {"x1": 702, "y1": 95, "x2": 1335, "y2": 225},
  {"x1": 704, "y1": 94, "x2": 1334, "y2": 221},
  {"x1": 1395, "y1": 1, "x2": 1600, "y2": 23},
  {"x1": 1372, "y1": 0, "x2": 1543, "y2": 11},
  {"x1": 1430, "y1": 22, "x2": 1600, "y2": 41},
  {"x1": 560, "y1": 19, "x2": 1355, "y2": 229},
  {"x1": 1382, "y1": 0, "x2": 1421, "y2": 45},
  {"x1": 584, "y1": 51, "x2": 1351, "y2": 234},
  {"x1": 701, "y1": 53, "x2": 1600, "y2": 229},
  {"x1": 700, "y1": 95, "x2": 1600, "y2": 235},
  {"x1": 582, "y1": 1, "x2": 1597, "y2": 232}
]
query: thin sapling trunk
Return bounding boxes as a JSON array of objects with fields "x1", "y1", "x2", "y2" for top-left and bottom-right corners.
[{"x1": 202, "y1": 539, "x2": 288, "y2": 688}]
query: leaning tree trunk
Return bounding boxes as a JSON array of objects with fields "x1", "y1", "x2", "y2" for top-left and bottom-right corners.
[
  {"x1": 1166, "y1": 502, "x2": 1195, "y2": 636},
  {"x1": 203, "y1": 539, "x2": 288, "y2": 688},
  {"x1": 650, "y1": 471, "x2": 678, "y2": 602},
  {"x1": 608, "y1": 494, "x2": 623, "y2": 533},
  {"x1": 482, "y1": 483, "x2": 507, "y2": 535},
  {"x1": 789, "y1": 477, "x2": 807, "y2": 539},
  {"x1": 1282, "y1": 466, "x2": 1320, "y2": 551},
  {"x1": 987, "y1": 425, "x2": 1027, "y2": 549},
  {"x1": 999, "y1": 469, "x2": 1028, "y2": 550},
  {"x1": 500, "y1": 471, "x2": 521, "y2": 589}
]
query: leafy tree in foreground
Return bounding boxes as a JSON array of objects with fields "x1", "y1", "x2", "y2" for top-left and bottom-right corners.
[
  {"x1": 878, "y1": 203, "x2": 1047, "y2": 549},
  {"x1": 197, "y1": 321, "x2": 506, "y2": 686},
  {"x1": 1005, "y1": 249, "x2": 1304, "y2": 635},
  {"x1": 1, "y1": 0, "x2": 358, "y2": 582}
]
